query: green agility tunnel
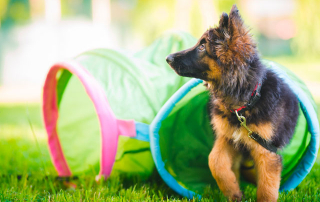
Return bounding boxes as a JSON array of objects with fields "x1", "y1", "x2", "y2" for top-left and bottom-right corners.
[
  {"x1": 42, "y1": 32, "x2": 196, "y2": 178},
  {"x1": 42, "y1": 32, "x2": 319, "y2": 199}
]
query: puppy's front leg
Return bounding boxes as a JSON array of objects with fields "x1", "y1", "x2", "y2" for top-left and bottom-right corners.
[
  {"x1": 209, "y1": 136, "x2": 242, "y2": 201},
  {"x1": 251, "y1": 147, "x2": 282, "y2": 202}
]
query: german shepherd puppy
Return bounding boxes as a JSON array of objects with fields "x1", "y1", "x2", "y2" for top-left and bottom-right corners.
[{"x1": 166, "y1": 5, "x2": 299, "y2": 202}]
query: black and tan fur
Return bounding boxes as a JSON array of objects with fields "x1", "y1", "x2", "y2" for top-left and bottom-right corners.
[{"x1": 166, "y1": 5, "x2": 299, "y2": 202}]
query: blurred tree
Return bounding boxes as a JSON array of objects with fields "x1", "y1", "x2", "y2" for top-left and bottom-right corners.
[
  {"x1": 129, "y1": 0, "x2": 220, "y2": 45},
  {"x1": 130, "y1": 0, "x2": 175, "y2": 44},
  {"x1": 291, "y1": 0, "x2": 320, "y2": 58},
  {"x1": 61, "y1": 0, "x2": 91, "y2": 18},
  {"x1": 0, "y1": 0, "x2": 10, "y2": 27},
  {"x1": 0, "y1": 0, "x2": 30, "y2": 28}
]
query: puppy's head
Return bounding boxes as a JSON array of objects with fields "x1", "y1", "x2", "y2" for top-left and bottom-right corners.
[{"x1": 166, "y1": 5, "x2": 257, "y2": 82}]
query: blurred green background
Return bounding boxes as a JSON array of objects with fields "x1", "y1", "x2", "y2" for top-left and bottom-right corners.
[{"x1": 0, "y1": 0, "x2": 319, "y2": 103}]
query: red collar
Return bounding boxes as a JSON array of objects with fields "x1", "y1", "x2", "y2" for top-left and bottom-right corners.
[{"x1": 231, "y1": 82, "x2": 262, "y2": 114}]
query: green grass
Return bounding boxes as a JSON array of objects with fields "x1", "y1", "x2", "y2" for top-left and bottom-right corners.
[{"x1": 0, "y1": 103, "x2": 320, "y2": 201}]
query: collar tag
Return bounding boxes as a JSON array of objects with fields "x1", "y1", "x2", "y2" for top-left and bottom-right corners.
[
  {"x1": 235, "y1": 110, "x2": 253, "y2": 138},
  {"x1": 235, "y1": 110, "x2": 277, "y2": 153}
]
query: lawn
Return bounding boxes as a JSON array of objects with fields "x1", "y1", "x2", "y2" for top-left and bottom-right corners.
[{"x1": 0, "y1": 101, "x2": 320, "y2": 201}]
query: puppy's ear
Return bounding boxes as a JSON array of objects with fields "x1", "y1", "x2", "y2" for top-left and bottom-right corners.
[
  {"x1": 228, "y1": 5, "x2": 246, "y2": 37},
  {"x1": 208, "y1": 13, "x2": 228, "y2": 43},
  {"x1": 215, "y1": 5, "x2": 256, "y2": 66},
  {"x1": 219, "y1": 12, "x2": 228, "y2": 30}
]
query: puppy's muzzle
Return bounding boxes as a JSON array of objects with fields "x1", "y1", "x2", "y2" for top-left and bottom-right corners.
[{"x1": 166, "y1": 54, "x2": 174, "y2": 64}]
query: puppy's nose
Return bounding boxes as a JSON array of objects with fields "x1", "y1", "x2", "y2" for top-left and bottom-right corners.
[{"x1": 166, "y1": 54, "x2": 174, "y2": 64}]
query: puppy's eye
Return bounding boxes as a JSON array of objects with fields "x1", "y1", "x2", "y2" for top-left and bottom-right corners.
[{"x1": 198, "y1": 44, "x2": 206, "y2": 52}]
